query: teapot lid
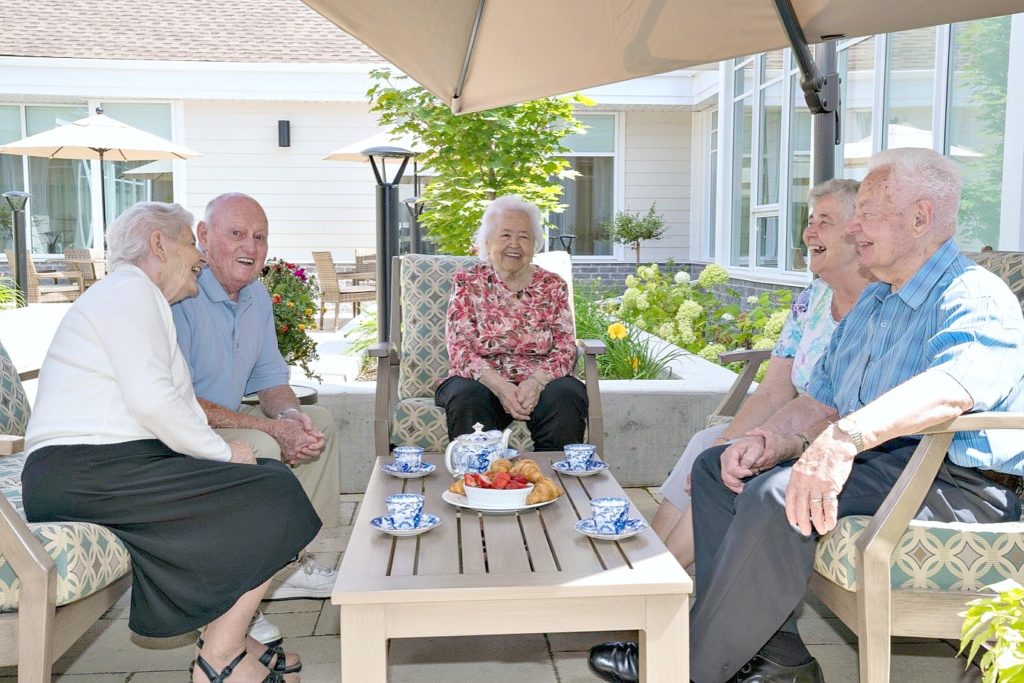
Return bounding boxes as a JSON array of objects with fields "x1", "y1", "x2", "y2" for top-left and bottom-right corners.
[{"x1": 456, "y1": 422, "x2": 499, "y2": 444}]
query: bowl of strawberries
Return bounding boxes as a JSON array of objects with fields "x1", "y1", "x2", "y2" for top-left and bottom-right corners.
[{"x1": 462, "y1": 470, "x2": 534, "y2": 508}]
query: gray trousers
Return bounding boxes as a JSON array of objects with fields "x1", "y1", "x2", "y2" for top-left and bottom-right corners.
[{"x1": 688, "y1": 438, "x2": 1021, "y2": 683}]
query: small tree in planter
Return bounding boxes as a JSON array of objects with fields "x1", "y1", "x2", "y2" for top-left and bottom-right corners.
[
  {"x1": 603, "y1": 203, "x2": 667, "y2": 266},
  {"x1": 960, "y1": 579, "x2": 1024, "y2": 682}
]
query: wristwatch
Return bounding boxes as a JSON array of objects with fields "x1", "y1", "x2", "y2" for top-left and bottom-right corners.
[{"x1": 834, "y1": 417, "x2": 865, "y2": 452}]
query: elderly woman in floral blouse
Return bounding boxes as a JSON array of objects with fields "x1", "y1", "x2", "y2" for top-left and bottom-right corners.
[{"x1": 435, "y1": 195, "x2": 588, "y2": 450}]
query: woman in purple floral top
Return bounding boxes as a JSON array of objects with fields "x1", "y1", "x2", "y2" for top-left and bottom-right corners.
[{"x1": 435, "y1": 195, "x2": 587, "y2": 450}]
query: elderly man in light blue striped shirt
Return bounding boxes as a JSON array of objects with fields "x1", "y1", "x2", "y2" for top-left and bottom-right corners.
[{"x1": 678, "y1": 148, "x2": 1024, "y2": 683}]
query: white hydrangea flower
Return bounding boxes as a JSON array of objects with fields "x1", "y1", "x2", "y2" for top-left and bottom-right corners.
[
  {"x1": 721, "y1": 312, "x2": 735, "y2": 322},
  {"x1": 746, "y1": 295, "x2": 759, "y2": 305},
  {"x1": 674, "y1": 271, "x2": 691, "y2": 285}
]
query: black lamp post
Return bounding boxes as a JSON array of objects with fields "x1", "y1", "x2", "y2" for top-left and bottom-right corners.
[
  {"x1": 402, "y1": 195, "x2": 425, "y2": 255},
  {"x1": 3, "y1": 191, "x2": 30, "y2": 307},
  {"x1": 363, "y1": 144, "x2": 416, "y2": 341}
]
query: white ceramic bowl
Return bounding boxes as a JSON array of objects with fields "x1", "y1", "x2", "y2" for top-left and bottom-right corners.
[{"x1": 463, "y1": 481, "x2": 534, "y2": 508}]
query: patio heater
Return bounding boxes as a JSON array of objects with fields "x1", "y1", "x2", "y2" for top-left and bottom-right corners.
[
  {"x1": 3, "y1": 191, "x2": 30, "y2": 307},
  {"x1": 363, "y1": 144, "x2": 416, "y2": 341}
]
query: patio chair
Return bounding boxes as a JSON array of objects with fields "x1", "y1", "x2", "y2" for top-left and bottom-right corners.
[
  {"x1": 5, "y1": 251, "x2": 83, "y2": 303},
  {"x1": 311, "y1": 250, "x2": 375, "y2": 331},
  {"x1": 369, "y1": 251, "x2": 605, "y2": 459},
  {"x1": 349, "y1": 247, "x2": 377, "y2": 284},
  {"x1": 0, "y1": 336, "x2": 132, "y2": 682},
  {"x1": 63, "y1": 248, "x2": 105, "y2": 289},
  {"x1": 701, "y1": 250, "x2": 1024, "y2": 683}
]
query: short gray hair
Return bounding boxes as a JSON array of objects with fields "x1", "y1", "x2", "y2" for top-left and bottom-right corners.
[
  {"x1": 866, "y1": 148, "x2": 962, "y2": 236},
  {"x1": 107, "y1": 202, "x2": 194, "y2": 271},
  {"x1": 473, "y1": 195, "x2": 545, "y2": 258},
  {"x1": 808, "y1": 178, "x2": 860, "y2": 218}
]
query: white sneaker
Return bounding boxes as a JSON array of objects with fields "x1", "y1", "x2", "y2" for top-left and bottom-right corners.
[
  {"x1": 248, "y1": 610, "x2": 282, "y2": 646},
  {"x1": 264, "y1": 553, "x2": 337, "y2": 600}
]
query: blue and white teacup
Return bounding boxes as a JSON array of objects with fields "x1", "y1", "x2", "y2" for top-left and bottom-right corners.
[
  {"x1": 564, "y1": 443, "x2": 597, "y2": 472},
  {"x1": 386, "y1": 493, "x2": 424, "y2": 530},
  {"x1": 590, "y1": 496, "x2": 630, "y2": 535},
  {"x1": 393, "y1": 446, "x2": 425, "y2": 472}
]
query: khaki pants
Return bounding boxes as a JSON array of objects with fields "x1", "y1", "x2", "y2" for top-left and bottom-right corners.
[{"x1": 215, "y1": 404, "x2": 340, "y2": 528}]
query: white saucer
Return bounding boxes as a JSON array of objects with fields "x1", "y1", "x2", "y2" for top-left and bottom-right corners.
[
  {"x1": 381, "y1": 462, "x2": 437, "y2": 479},
  {"x1": 441, "y1": 490, "x2": 558, "y2": 514},
  {"x1": 575, "y1": 517, "x2": 648, "y2": 541},
  {"x1": 370, "y1": 513, "x2": 442, "y2": 537},
  {"x1": 551, "y1": 460, "x2": 609, "y2": 477}
]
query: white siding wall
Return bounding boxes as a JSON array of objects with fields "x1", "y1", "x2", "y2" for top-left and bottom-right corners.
[
  {"x1": 183, "y1": 100, "x2": 379, "y2": 264},
  {"x1": 621, "y1": 110, "x2": 692, "y2": 263}
]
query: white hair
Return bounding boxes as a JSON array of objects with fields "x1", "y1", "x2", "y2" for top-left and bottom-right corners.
[
  {"x1": 808, "y1": 178, "x2": 860, "y2": 218},
  {"x1": 866, "y1": 148, "x2": 962, "y2": 236},
  {"x1": 107, "y1": 202, "x2": 194, "y2": 271},
  {"x1": 472, "y1": 195, "x2": 545, "y2": 258}
]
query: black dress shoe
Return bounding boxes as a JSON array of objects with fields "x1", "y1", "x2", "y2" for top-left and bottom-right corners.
[
  {"x1": 588, "y1": 641, "x2": 639, "y2": 683},
  {"x1": 731, "y1": 654, "x2": 825, "y2": 682}
]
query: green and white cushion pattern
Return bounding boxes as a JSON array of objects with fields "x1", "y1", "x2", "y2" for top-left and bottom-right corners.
[
  {"x1": 0, "y1": 453, "x2": 131, "y2": 613},
  {"x1": 815, "y1": 514, "x2": 1024, "y2": 592},
  {"x1": 0, "y1": 342, "x2": 30, "y2": 437},
  {"x1": 966, "y1": 251, "x2": 1024, "y2": 311}
]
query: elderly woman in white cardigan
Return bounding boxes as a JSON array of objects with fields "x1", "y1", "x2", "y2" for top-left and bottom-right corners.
[{"x1": 22, "y1": 201, "x2": 316, "y2": 683}]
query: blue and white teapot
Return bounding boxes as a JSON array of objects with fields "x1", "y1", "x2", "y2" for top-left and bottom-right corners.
[{"x1": 444, "y1": 422, "x2": 512, "y2": 476}]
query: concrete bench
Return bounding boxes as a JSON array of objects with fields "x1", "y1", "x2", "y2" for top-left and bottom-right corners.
[{"x1": 0, "y1": 338, "x2": 132, "y2": 682}]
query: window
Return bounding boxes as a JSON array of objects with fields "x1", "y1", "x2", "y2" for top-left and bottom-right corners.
[
  {"x1": 787, "y1": 74, "x2": 812, "y2": 272},
  {"x1": 884, "y1": 28, "x2": 937, "y2": 151},
  {"x1": 0, "y1": 106, "x2": 25, "y2": 252},
  {"x1": 705, "y1": 109, "x2": 719, "y2": 258},
  {"x1": 730, "y1": 59, "x2": 754, "y2": 267},
  {"x1": 946, "y1": 16, "x2": 1011, "y2": 251},
  {"x1": 552, "y1": 113, "x2": 616, "y2": 256},
  {"x1": 100, "y1": 103, "x2": 175, "y2": 221},
  {"x1": 838, "y1": 37, "x2": 876, "y2": 180}
]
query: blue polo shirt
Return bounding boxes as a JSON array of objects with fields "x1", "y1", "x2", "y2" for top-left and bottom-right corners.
[
  {"x1": 171, "y1": 267, "x2": 289, "y2": 411},
  {"x1": 807, "y1": 239, "x2": 1024, "y2": 475}
]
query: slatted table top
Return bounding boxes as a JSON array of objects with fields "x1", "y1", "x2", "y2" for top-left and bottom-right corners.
[{"x1": 333, "y1": 452, "x2": 692, "y2": 605}]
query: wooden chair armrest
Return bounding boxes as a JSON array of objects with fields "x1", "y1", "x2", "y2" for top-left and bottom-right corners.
[
  {"x1": 19, "y1": 368, "x2": 39, "y2": 381},
  {"x1": 577, "y1": 338, "x2": 606, "y2": 355},
  {"x1": 853, "y1": 412, "x2": 1024, "y2": 618},
  {"x1": 0, "y1": 435, "x2": 24, "y2": 456},
  {"x1": 718, "y1": 348, "x2": 772, "y2": 364},
  {"x1": 368, "y1": 341, "x2": 394, "y2": 359},
  {"x1": 709, "y1": 348, "x2": 772, "y2": 420}
]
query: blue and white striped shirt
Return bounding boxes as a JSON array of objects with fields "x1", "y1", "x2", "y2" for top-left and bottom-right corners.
[{"x1": 807, "y1": 239, "x2": 1024, "y2": 475}]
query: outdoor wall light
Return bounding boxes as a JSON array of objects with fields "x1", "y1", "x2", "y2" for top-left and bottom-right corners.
[{"x1": 278, "y1": 120, "x2": 291, "y2": 147}]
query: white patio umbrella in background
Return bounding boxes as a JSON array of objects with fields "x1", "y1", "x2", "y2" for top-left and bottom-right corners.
[
  {"x1": 0, "y1": 110, "x2": 200, "y2": 231},
  {"x1": 121, "y1": 159, "x2": 176, "y2": 181},
  {"x1": 843, "y1": 123, "x2": 983, "y2": 167},
  {"x1": 323, "y1": 130, "x2": 426, "y2": 163},
  {"x1": 302, "y1": 0, "x2": 1023, "y2": 115}
]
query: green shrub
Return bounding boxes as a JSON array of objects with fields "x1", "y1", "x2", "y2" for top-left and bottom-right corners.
[
  {"x1": 960, "y1": 579, "x2": 1024, "y2": 682},
  {"x1": 616, "y1": 263, "x2": 792, "y2": 379}
]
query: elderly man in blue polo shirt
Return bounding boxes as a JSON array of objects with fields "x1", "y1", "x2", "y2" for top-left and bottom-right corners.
[
  {"x1": 172, "y1": 193, "x2": 339, "y2": 645},
  {"x1": 590, "y1": 148, "x2": 1024, "y2": 683}
]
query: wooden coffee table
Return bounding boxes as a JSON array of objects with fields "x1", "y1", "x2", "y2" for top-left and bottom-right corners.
[{"x1": 333, "y1": 452, "x2": 692, "y2": 682}]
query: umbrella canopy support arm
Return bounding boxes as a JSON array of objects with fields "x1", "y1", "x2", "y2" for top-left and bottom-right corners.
[
  {"x1": 771, "y1": 0, "x2": 840, "y2": 183},
  {"x1": 451, "y1": 0, "x2": 486, "y2": 114}
]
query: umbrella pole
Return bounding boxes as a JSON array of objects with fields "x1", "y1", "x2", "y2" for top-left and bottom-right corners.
[{"x1": 99, "y1": 150, "x2": 108, "y2": 233}]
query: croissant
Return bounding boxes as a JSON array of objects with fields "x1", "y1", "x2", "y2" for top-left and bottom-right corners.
[
  {"x1": 489, "y1": 458, "x2": 513, "y2": 473},
  {"x1": 526, "y1": 476, "x2": 563, "y2": 504},
  {"x1": 511, "y1": 460, "x2": 543, "y2": 483},
  {"x1": 448, "y1": 477, "x2": 466, "y2": 495}
]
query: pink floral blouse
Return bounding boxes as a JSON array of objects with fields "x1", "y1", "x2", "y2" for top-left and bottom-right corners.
[{"x1": 445, "y1": 262, "x2": 577, "y2": 383}]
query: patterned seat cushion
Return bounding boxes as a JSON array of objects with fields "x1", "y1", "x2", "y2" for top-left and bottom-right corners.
[
  {"x1": 814, "y1": 514, "x2": 1024, "y2": 592},
  {"x1": 0, "y1": 453, "x2": 131, "y2": 613},
  {"x1": 391, "y1": 398, "x2": 534, "y2": 453},
  {"x1": 0, "y1": 342, "x2": 30, "y2": 437}
]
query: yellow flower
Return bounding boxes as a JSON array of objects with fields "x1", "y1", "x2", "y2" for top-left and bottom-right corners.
[
  {"x1": 630, "y1": 356, "x2": 640, "y2": 371},
  {"x1": 305, "y1": 308, "x2": 313, "y2": 316},
  {"x1": 298, "y1": 324, "x2": 306, "y2": 331},
  {"x1": 607, "y1": 322, "x2": 628, "y2": 340},
  {"x1": 287, "y1": 301, "x2": 295, "y2": 308}
]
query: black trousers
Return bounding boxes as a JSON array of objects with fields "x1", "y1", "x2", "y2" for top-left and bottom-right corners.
[
  {"x1": 687, "y1": 437, "x2": 1021, "y2": 683},
  {"x1": 435, "y1": 375, "x2": 588, "y2": 451}
]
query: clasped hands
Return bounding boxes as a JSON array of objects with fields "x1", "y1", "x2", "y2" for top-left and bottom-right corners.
[
  {"x1": 494, "y1": 377, "x2": 543, "y2": 421},
  {"x1": 720, "y1": 426, "x2": 856, "y2": 536},
  {"x1": 272, "y1": 410, "x2": 326, "y2": 465}
]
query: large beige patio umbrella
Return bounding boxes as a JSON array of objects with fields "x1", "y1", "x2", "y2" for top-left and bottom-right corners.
[
  {"x1": 0, "y1": 112, "x2": 200, "y2": 229},
  {"x1": 302, "y1": 0, "x2": 1023, "y2": 115}
]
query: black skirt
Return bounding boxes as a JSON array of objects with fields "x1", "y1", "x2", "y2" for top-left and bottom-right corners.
[{"x1": 21, "y1": 440, "x2": 322, "y2": 638}]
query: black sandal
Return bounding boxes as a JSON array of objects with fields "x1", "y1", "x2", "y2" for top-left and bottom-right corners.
[
  {"x1": 193, "y1": 650, "x2": 286, "y2": 682},
  {"x1": 194, "y1": 637, "x2": 302, "y2": 675}
]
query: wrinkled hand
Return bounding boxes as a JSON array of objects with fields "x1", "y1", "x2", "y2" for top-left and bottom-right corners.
[
  {"x1": 784, "y1": 430, "x2": 856, "y2": 536},
  {"x1": 743, "y1": 427, "x2": 788, "y2": 472},
  {"x1": 720, "y1": 436, "x2": 765, "y2": 494},
  {"x1": 272, "y1": 416, "x2": 325, "y2": 464},
  {"x1": 514, "y1": 378, "x2": 543, "y2": 417},
  {"x1": 228, "y1": 440, "x2": 256, "y2": 465},
  {"x1": 493, "y1": 379, "x2": 531, "y2": 421}
]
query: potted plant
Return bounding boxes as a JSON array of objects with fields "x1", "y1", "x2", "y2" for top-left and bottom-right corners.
[
  {"x1": 260, "y1": 258, "x2": 322, "y2": 382},
  {"x1": 603, "y1": 203, "x2": 668, "y2": 266},
  {"x1": 960, "y1": 579, "x2": 1024, "y2": 682}
]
